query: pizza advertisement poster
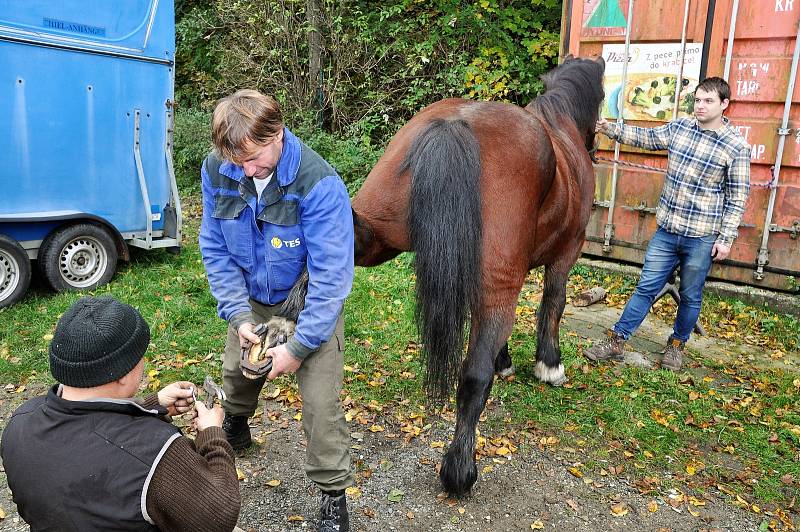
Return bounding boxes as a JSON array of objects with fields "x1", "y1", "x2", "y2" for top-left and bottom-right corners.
[{"x1": 601, "y1": 42, "x2": 703, "y2": 122}]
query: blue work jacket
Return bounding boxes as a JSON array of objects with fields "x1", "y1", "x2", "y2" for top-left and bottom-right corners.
[{"x1": 199, "y1": 128, "x2": 354, "y2": 358}]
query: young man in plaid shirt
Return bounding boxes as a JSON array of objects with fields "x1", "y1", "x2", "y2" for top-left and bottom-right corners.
[{"x1": 584, "y1": 77, "x2": 750, "y2": 371}]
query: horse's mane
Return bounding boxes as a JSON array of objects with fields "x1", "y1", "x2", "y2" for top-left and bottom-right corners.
[{"x1": 526, "y1": 57, "x2": 605, "y2": 140}]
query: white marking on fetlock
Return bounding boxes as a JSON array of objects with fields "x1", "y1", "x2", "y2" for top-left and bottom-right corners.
[
  {"x1": 496, "y1": 364, "x2": 516, "y2": 379},
  {"x1": 534, "y1": 361, "x2": 566, "y2": 386}
]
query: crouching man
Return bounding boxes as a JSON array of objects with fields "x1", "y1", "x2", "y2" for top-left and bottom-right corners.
[{"x1": 1, "y1": 296, "x2": 241, "y2": 532}]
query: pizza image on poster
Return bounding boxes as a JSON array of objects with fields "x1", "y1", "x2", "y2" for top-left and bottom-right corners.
[
  {"x1": 625, "y1": 74, "x2": 696, "y2": 120},
  {"x1": 602, "y1": 42, "x2": 702, "y2": 122}
]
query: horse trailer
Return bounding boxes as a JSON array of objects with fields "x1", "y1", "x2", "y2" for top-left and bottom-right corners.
[
  {"x1": 0, "y1": 0, "x2": 180, "y2": 308},
  {"x1": 564, "y1": 0, "x2": 800, "y2": 294}
]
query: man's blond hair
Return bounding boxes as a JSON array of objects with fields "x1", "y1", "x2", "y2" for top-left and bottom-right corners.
[{"x1": 211, "y1": 89, "x2": 284, "y2": 162}]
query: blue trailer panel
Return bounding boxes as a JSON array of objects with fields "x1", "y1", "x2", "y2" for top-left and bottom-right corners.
[{"x1": 0, "y1": 0, "x2": 181, "y2": 306}]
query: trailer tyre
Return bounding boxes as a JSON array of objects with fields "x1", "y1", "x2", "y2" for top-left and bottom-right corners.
[
  {"x1": 39, "y1": 224, "x2": 118, "y2": 292},
  {"x1": 0, "y1": 235, "x2": 32, "y2": 308}
]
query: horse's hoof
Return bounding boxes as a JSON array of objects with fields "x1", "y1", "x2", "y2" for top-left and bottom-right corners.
[
  {"x1": 534, "y1": 361, "x2": 567, "y2": 387},
  {"x1": 496, "y1": 364, "x2": 516, "y2": 379},
  {"x1": 440, "y1": 449, "x2": 478, "y2": 496}
]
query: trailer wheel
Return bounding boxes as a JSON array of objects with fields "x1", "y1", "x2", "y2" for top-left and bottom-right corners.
[
  {"x1": 39, "y1": 224, "x2": 118, "y2": 292},
  {"x1": 0, "y1": 235, "x2": 32, "y2": 308}
]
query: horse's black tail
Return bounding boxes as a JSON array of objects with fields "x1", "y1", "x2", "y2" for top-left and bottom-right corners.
[{"x1": 401, "y1": 118, "x2": 482, "y2": 402}]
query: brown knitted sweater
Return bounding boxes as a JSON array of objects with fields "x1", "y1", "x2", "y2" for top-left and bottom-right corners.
[{"x1": 140, "y1": 394, "x2": 241, "y2": 532}]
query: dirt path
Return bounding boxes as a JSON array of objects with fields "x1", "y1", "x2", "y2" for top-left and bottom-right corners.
[
  {"x1": 228, "y1": 404, "x2": 763, "y2": 532},
  {"x1": 0, "y1": 385, "x2": 764, "y2": 531}
]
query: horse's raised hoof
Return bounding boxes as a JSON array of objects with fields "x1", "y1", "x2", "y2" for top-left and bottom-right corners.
[
  {"x1": 440, "y1": 447, "x2": 478, "y2": 496},
  {"x1": 496, "y1": 364, "x2": 516, "y2": 380},
  {"x1": 534, "y1": 361, "x2": 567, "y2": 387}
]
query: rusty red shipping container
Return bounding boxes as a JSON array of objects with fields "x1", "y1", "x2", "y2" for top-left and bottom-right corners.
[{"x1": 561, "y1": 0, "x2": 800, "y2": 292}]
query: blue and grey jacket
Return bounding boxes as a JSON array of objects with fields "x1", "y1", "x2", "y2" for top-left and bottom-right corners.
[{"x1": 199, "y1": 127, "x2": 354, "y2": 359}]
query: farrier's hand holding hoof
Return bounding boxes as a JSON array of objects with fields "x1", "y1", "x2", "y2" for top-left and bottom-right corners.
[
  {"x1": 266, "y1": 344, "x2": 302, "y2": 380},
  {"x1": 237, "y1": 322, "x2": 262, "y2": 350},
  {"x1": 239, "y1": 318, "x2": 296, "y2": 379}
]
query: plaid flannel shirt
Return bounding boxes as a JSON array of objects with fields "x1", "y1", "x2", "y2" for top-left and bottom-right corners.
[{"x1": 605, "y1": 117, "x2": 750, "y2": 246}]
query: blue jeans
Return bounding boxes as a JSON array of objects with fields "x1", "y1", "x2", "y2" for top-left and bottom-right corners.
[{"x1": 613, "y1": 227, "x2": 716, "y2": 343}]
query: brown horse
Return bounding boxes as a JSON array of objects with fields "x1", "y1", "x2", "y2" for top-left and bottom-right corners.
[
  {"x1": 270, "y1": 55, "x2": 605, "y2": 495},
  {"x1": 350, "y1": 55, "x2": 605, "y2": 495}
]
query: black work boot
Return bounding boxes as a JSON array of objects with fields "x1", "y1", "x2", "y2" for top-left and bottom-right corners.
[
  {"x1": 222, "y1": 414, "x2": 252, "y2": 451},
  {"x1": 661, "y1": 336, "x2": 685, "y2": 371},
  {"x1": 319, "y1": 489, "x2": 349, "y2": 532},
  {"x1": 583, "y1": 329, "x2": 625, "y2": 362}
]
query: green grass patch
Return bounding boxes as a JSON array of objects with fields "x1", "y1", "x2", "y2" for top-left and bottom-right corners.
[{"x1": 1, "y1": 192, "x2": 797, "y2": 513}]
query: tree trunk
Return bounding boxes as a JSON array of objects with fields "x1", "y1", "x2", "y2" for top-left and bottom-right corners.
[{"x1": 306, "y1": 0, "x2": 324, "y2": 128}]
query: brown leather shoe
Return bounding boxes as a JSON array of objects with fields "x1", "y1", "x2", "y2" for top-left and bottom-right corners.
[
  {"x1": 661, "y1": 337, "x2": 685, "y2": 371},
  {"x1": 584, "y1": 330, "x2": 625, "y2": 362}
]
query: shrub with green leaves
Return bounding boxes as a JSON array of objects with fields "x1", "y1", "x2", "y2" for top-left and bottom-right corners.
[
  {"x1": 175, "y1": 0, "x2": 562, "y2": 144},
  {"x1": 173, "y1": 107, "x2": 212, "y2": 190}
]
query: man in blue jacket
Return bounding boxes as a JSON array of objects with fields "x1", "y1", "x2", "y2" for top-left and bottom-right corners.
[{"x1": 199, "y1": 89, "x2": 354, "y2": 532}]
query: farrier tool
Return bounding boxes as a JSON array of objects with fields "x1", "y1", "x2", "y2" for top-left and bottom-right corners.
[{"x1": 192, "y1": 375, "x2": 226, "y2": 408}]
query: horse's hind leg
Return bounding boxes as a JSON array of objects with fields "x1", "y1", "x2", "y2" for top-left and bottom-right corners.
[
  {"x1": 534, "y1": 263, "x2": 571, "y2": 386},
  {"x1": 440, "y1": 310, "x2": 513, "y2": 496},
  {"x1": 494, "y1": 343, "x2": 514, "y2": 378}
]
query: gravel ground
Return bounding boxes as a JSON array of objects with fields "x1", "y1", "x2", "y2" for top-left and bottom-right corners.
[
  {"x1": 229, "y1": 401, "x2": 765, "y2": 532},
  {"x1": 0, "y1": 382, "x2": 773, "y2": 532}
]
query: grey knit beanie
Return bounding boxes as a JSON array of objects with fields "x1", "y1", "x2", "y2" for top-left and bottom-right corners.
[{"x1": 49, "y1": 296, "x2": 150, "y2": 388}]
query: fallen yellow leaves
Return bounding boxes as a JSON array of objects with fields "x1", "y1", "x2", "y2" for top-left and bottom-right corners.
[
  {"x1": 475, "y1": 433, "x2": 519, "y2": 460},
  {"x1": 236, "y1": 468, "x2": 246, "y2": 481},
  {"x1": 610, "y1": 502, "x2": 629, "y2": 517},
  {"x1": 688, "y1": 496, "x2": 706, "y2": 507},
  {"x1": 567, "y1": 467, "x2": 583, "y2": 478},
  {"x1": 345, "y1": 487, "x2": 361, "y2": 499},
  {"x1": 530, "y1": 520, "x2": 545, "y2": 529},
  {"x1": 647, "y1": 500, "x2": 658, "y2": 513},
  {"x1": 685, "y1": 461, "x2": 704, "y2": 476},
  {"x1": 650, "y1": 409, "x2": 673, "y2": 428},
  {"x1": 265, "y1": 479, "x2": 281, "y2": 488}
]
